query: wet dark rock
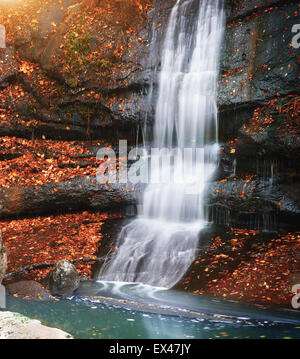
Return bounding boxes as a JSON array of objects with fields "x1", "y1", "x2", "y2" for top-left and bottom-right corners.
[
  {"x1": 47, "y1": 260, "x2": 80, "y2": 297},
  {"x1": 226, "y1": 0, "x2": 290, "y2": 20},
  {"x1": 219, "y1": 2, "x2": 299, "y2": 108},
  {"x1": 238, "y1": 127, "x2": 300, "y2": 160},
  {"x1": 6, "y1": 281, "x2": 52, "y2": 301},
  {"x1": 92, "y1": 217, "x2": 131, "y2": 279},
  {"x1": 207, "y1": 179, "x2": 300, "y2": 229},
  {"x1": 0, "y1": 176, "x2": 135, "y2": 219},
  {"x1": 15, "y1": 0, "x2": 154, "y2": 133},
  {"x1": 0, "y1": 48, "x2": 19, "y2": 88}
]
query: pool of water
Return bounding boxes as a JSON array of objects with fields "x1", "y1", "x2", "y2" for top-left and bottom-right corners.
[{"x1": 5, "y1": 281, "x2": 300, "y2": 339}]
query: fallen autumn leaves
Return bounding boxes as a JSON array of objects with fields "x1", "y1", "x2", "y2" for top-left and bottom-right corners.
[
  {"x1": 1, "y1": 211, "x2": 123, "y2": 282},
  {"x1": 0, "y1": 136, "x2": 103, "y2": 188},
  {"x1": 180, "y1": 229, "x2": 300, "y2": 307}
]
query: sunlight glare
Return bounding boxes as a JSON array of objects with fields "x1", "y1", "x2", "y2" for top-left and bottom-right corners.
[{"x1": 0, "y1": 0, "x2": 23, "y2": 5}]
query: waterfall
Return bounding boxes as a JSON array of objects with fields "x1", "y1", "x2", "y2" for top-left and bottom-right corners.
[{"x1": 99, "y1": 0, "x2": 225, "y2": 288}]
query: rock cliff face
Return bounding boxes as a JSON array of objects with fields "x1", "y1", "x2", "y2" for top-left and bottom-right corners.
[
  {"x1": 0, "y1": 0, "x2": 299, "y2": 229},
  {"x1": 0, "y1": 0, "x2": 154, "y2": 140},
  {"x1": 220, "y1": 1, "x2": 299, "y2": 107},
  {"x1": 216, "y1": 0, "x2": 299, "y2": 229}
]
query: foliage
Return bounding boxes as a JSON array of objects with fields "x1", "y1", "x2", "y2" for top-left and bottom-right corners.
[
  {"x1": 245, "y1": 95, "x2": 300, "y2": 136},
  {"x1": 1, "y1": 211, "x2": 123, "y2": 282},
  {"x1": 183, "y1": 228, "x2": 300, "y2": 307},
  {"x1": 64, "y1": 30, "x2": 92, "y2": 87},
  {"x1": 0, "y1": 137, "x2": 110, "y2": 188}
]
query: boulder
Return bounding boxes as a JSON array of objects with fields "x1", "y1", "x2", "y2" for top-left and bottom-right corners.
[
  {"x1": 6, "y1": 281, "x2": 52, "y2": 301},
  {"x1": 47, "y1": 260, "x2": 80, "y2": 297}
]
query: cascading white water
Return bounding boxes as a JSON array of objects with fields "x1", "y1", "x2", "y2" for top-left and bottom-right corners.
[{"x1": 99, "y1": 0, "x2": 225, "y2": 288}]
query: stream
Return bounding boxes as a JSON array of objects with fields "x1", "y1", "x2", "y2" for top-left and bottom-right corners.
[
  {"x1": 0, "y1": 0, "x2": 299, "y2": 342},
  {"x1": 6, "y1": 281, "x2": 300, "y2": 339}
]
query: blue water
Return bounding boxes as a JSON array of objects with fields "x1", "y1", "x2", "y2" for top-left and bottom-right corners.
[{"x1": 5, "y1": 281, "x2": 300, "y2": 339}]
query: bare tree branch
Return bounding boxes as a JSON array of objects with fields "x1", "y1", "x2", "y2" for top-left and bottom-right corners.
[{"x1": 4, "y1": 257, "x2": 105, "y2": 281}]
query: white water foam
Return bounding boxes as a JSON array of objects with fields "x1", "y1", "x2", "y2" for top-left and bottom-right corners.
[{"x1": 99, "y1": 0, "x2": 225, "y2": 288}]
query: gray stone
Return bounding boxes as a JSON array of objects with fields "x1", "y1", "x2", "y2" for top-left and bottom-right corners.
[
  {"x1": 0, "y1": 312, "x2": 72, "y2": 339},
  {"x1": 0, "y1": 284, "x2": 5, "y2": 309},
  {"x1": 6, "y1": 281, "x2": 52, "y2": 301},
  {"x1": 226, "y1": 0, "x2": 284, "y2": 20},
  {"x1": 47, "y1": 260, "x2": 80, "y2": 297}
]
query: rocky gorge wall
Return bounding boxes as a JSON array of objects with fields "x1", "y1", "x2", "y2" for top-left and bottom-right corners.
[
  {"x1": 0, "y1": 0, "x2": 299, "y2": 231},
  {"x1": 216, "y1": 0, "x2": 299, "y2": 230}
]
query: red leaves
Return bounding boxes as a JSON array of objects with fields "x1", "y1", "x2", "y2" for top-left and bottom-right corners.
[
  {"x1": 185, "y1": 229, "x2": 299, "y2": 307},
  {"x1": 0, "y1": 137, "x2": 107, "y2": 188},
  {"x1": 19, "y1": 60, "x2": 35, "y2": 76},
  {"x1": 203, "y1": 231, "x2": 300, "y2": 307},
  {"x1": 1, "y1": 211, "x2": 123, "y2": 282},
  {"x1": 247, "y1": 95, "x2": 299, "y2": 136}
]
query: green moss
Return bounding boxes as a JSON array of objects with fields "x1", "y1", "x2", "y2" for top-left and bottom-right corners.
[
  {"x1": 63, "y1": 104, "x2": 95, "y2": 122},
  {"x1": 64, "y1": 32, "x2": 92, "y2": 88},
  {"x1": 28, "y1": 102, "x2": 36, "y2": 114},
  {"x1": 53, "y1": 83, "x2": 69, "y2": 97},
  {"x1": 66, "y1": 32, "x2": 91, "y2": 58},
  {"x1": 66, "y1": 77, "x2": 79, "y2": 88}
]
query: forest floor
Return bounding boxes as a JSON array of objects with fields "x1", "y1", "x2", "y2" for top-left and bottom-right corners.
[{"x1": 180, "y1": 228, "x2": 300, "y2": 308}]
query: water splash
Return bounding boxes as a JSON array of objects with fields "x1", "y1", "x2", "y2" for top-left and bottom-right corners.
[{"x1": 99, "y1": 0, "x2": 225, "y2": 288}]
